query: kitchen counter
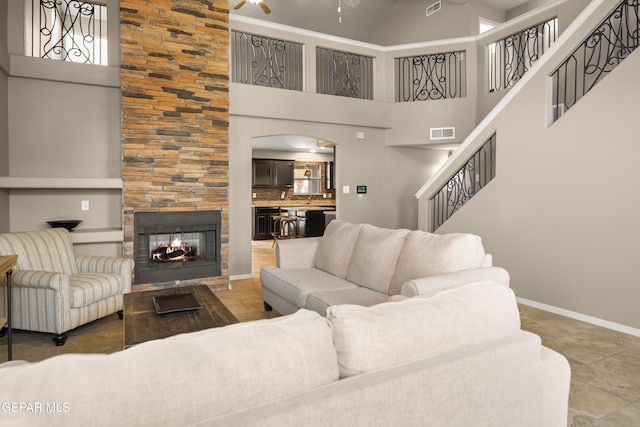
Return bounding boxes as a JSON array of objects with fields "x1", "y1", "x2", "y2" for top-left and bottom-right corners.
[{"x1": 282, "y1": 206, "x2": 335, "y2": 212}]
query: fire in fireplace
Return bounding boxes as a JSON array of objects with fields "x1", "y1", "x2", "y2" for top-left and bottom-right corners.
[
  {"x1": 134, "y1": 211, "x2": 221, "y2": 285},
  {"x1": 150, "y1": 233, "x2": 202, "y2": 262}
]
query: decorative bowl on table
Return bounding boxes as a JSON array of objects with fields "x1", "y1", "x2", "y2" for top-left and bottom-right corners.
[{"x1": 46, "y1": 220, "x2": 83, "y2": 232}]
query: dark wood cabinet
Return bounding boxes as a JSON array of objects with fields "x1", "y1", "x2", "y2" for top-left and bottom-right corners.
[
  {"x1": 252, "y1": 160, "x2": 273, "y2": 187},
  {"x1": 252, "y1": 159, "x2": 293, "y2": 188},
  {"x1": 273, "y1": 161, "x2": 294, "y2": 187},
  {"x1": 253, "y1": 207, "x2": 280, "y2": 240}
]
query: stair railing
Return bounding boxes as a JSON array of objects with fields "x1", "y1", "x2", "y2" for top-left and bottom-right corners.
[{"x1": 550, "y1": 0, "x2": 640, "y2": 123}]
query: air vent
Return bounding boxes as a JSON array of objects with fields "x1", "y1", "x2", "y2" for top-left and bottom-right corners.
[
  {"x1": 430, "y1": 127, "x2": 455, "y2": 140},
  {"x1": 427, "y1": 1, "x2": 441, "y2": 17}
]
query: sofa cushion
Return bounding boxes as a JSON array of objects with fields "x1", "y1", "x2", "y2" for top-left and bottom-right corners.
[
  {"x1": 345, "y1": 224, "x2": 410, "y2": 294},
  {"x1": 69, "y1": 273, "x2": 124, "y2": 308},
  {"x1": 0, "y1": 310, "x2": 339, "y2": 426},
  {"x1": 261, "y1": 266, "x2": 357, "y2": 308},
  {"x1": 315, "y1": 220, "x2": 362, "y2": 278},
  {"x1": 388, "y1": 230, "x2": 486, "y2": 295},
  {"x1": 327, "y1": 282, "x2": 521, "y2": 378},
  {"x1": 306, "y1": 287, "x2": 390, "y2": 316}
]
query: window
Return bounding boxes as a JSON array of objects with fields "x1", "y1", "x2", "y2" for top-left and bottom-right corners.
[{"x1": 25, "y1": 0, "x2": 108, "y2": 65}]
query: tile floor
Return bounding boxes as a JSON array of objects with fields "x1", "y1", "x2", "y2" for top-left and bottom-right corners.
[{"x1": 1, "y1": 240, "x2": 639, "y2": 426}]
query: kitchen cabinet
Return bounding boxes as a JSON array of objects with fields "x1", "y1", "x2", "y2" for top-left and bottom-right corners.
[
  {"x1": 252, "y1": 159, "x2": 294, "y2": 188},
  {"x1": 253, "y1": 207, "x2": 281, "y2": 240},
  {"x1": 284, "y1": 207, "x2": 335, "y2": 238}
]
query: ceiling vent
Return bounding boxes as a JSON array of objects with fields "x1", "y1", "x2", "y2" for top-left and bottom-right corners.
[
  {"x1": 427, "y1": 1, "x2": 441, "y2": 17},
  {"x1": 430, "y1": 127, "x2": 455, "y2": 140}
]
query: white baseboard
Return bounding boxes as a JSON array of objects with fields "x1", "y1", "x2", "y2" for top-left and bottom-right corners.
[
  {"x1": 517, "y1": 297, "x2": 640, "y2": 338},
  {"x1": 229, "y1": 273, "x2": 253, "y2": 281}
]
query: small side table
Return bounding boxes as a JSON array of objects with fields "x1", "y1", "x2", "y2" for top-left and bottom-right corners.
[{"x1": 0, "y1": 255, "x2": 18, "y2": 361}]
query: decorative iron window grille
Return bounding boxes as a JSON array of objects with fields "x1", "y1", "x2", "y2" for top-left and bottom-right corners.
[
  {"x1": 231, "y1": 31, "x2": 303, "y2": 91},
  {"x1": 487, "y1": 17, "x2": 558, "y2": 93},
  {"x1": 316, "y1": 47, "x2": 373, "y2": 100},
  {"x1": 25, "y1": 0, "x2": 107, "y2": 65},
  {"x1": 431, "y1": 133, "x2": 496, "y2": 230},
  {"x1": 395, "y1": 50, "x2": 466, "y2": 102},
  {"x1": 550, "y1": 0, "x2": 640, "y2": 123}
]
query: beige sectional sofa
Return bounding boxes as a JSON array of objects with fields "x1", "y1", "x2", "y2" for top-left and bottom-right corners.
[
  {"x1": 0, "y1": 283, "x2": 570, "y2": 426},
  {"x1": 261, "y1": 219, "x2": 510, "y2": 315}
]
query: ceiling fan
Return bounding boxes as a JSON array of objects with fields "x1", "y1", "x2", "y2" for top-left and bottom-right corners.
[{"x1": 234, "y1": 0, "x2": 271, "y2": 15}]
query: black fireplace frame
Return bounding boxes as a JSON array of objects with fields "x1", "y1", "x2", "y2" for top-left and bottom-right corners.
[{"x1": 133, "y1": 210, "x2": 221, "y2": 285}]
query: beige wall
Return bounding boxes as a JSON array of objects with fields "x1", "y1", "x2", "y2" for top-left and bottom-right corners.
[
  {"x1": 370, "y1": 0, "x2": 505, "y2": 46},
  {"x1": 1, "y1": 0, "x2": 122, "y2": 254},
  {"x1": 230, "y1": 112, "x2": 446, "y2": 277},
  {"x1": 435, "y1": 1, "x2": 640, "y2": 330}
]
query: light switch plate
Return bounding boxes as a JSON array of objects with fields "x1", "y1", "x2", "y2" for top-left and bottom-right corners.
[
  {"x1": 342, "y1": 186, "x2": 350, "y2": 194},
  {"x1": 81, "y1": 200, "x2": 90, "y2": 211}
]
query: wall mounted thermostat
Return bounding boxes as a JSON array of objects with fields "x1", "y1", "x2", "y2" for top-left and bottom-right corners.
[{"x1": 356, "y1": 185, "x2": 367, "y2": 194}]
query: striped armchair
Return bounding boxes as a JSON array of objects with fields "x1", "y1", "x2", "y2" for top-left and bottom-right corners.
[{"x1": 0, "y1": 228, "x2": 134, "y2": 346}]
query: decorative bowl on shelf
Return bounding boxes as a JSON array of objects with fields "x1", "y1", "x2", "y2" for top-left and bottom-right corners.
[{"x1": 46, "y1": 220, "x2": 83, "y2": 232}]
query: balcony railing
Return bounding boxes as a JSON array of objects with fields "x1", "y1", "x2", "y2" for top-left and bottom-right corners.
[
  {"x1": 25, "y1": 0, "x2": 108, "y2": 65},
  {"x1": 316, "y1": 47, "x2": 373, "y2": 100},
  {"x1": 431, "y1": 133, "x2": 496, "y2": 230},
  {"x1": 550, "y1": 0, "x2": 640, "y2": 123},
  {"x1": 395, "y1": 51, "x2": 466, "y2": 102},
  {"x1": 231, "y1": 31, "x2": 303, "y2": 91},
  {"x1": 487, "y1": 18, "x2": 558, "y2": 93}
]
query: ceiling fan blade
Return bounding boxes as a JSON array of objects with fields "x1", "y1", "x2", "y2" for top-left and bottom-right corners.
[
  {"x1": 233, "y1": 0, "x2": 248, "y2": 10},
  {"x1": 259, "y1": 1, "x2": 271, "y2": 14}
]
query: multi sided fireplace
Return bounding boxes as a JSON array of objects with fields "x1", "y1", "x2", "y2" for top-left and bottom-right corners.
[{"x1": 133, "y1": 211, "x2": 221, "y2": 285}]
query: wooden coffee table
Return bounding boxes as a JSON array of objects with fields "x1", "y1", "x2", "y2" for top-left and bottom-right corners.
[{"x1": 123, "y1": 284, "x2": 238, "y2": 348}]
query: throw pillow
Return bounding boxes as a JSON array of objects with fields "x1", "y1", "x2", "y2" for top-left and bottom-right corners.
[
  {"x1": 388, "y1": 230, "x2": 486, "y2": 295},
  {"x1": 315, "y1": 220, "x2": 362, "y2": 278},
  {"x1": 327, "y1": 282, "x2": 520, "y2": 378},
  {"x1": 345, "y1": 224, "x2": 410, "y2": 293}
]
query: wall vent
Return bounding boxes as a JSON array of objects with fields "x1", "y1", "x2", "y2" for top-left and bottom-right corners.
[
  {"x1": 427, "y1": 1, "x2": 441, "y2": 17},
  {"x1": 430, "y1": 127, "x2": 455, "y2": 140}
]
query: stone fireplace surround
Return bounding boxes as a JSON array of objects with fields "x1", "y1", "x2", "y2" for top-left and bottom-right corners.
[{"x1": 120, "y1": 0, "x2": 230, "y2": 290}]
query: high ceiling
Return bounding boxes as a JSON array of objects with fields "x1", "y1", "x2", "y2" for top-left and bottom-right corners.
[
  {"x1": 234, "y1": 0, "x2": 534, "y2": 153},
  {"x1": 229, "y1": 0, "x2": 533, "y2": 43}
]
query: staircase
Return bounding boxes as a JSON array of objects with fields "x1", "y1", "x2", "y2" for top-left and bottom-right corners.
[{"x1": 415, "y1": 0, "x2": 640, "y2": 334}]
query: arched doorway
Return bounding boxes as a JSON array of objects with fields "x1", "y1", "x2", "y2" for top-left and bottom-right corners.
[{"x1": 250, "y1": 135, "x2": 337, "y2": 242}]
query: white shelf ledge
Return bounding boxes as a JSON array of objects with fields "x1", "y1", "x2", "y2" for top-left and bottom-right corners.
[
  {"x1": 0, "y1": 177, "x2": 122, "y2": 189},
  {"x1": 69, "y1": 228, "x2": 124, "y2": 244}
]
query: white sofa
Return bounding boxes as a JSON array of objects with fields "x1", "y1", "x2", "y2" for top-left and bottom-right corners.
[
  {"x1": 0, "y1": 283, "x2": 570, "y2": 426},
  {"x1": 261, "y1": 219, "x2": 510, "y2": 315}
]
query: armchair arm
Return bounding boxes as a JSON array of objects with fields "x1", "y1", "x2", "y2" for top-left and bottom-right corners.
[
  {"x1": 7, "y1": 270, "x2": 70, "y2": 292},
  {"x1": 400, "y1": 266, "x2": 510, "y2": 298},
  {"x1": 75, "y1": 256, "x2": 135, "y2": 293},
  {"x1": 276, "y1": 237, "x2": 321, "y2": 268}
]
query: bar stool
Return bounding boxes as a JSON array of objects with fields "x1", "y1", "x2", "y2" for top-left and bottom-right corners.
[{"x1": 271, "y1": 215, "x2": 298, "y2": 247}]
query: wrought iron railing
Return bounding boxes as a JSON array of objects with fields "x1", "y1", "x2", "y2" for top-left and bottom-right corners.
[
  {"x1": 550, "y1": 0, "x2": 640, "y2": 122},
  {"x1": 487, "y1": 18, "x2": 558, "y2": 93},
  {"x1": 431, "y1": 133, "x2": 496, "y2": 230},
  {"x1": 231, "y1": 31, "x2": 303, "y2": 90},
  {"x1": 25, "y1": 0, "x2": 107, "y2": 65},
  {"x1": 395, "y1": 51, "x2": 466, "y2": 102},
  {"x1": 316, "y1": 47, "x2": 373, "y2": 100}
]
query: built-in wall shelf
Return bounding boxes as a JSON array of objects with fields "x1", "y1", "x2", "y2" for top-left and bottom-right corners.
[
  {"x1": 0, "y1": 177, "x2": 123, "y2": 189},
  {"x1": 69, "y1": 228, "x2": 124, "y2": 244}
]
